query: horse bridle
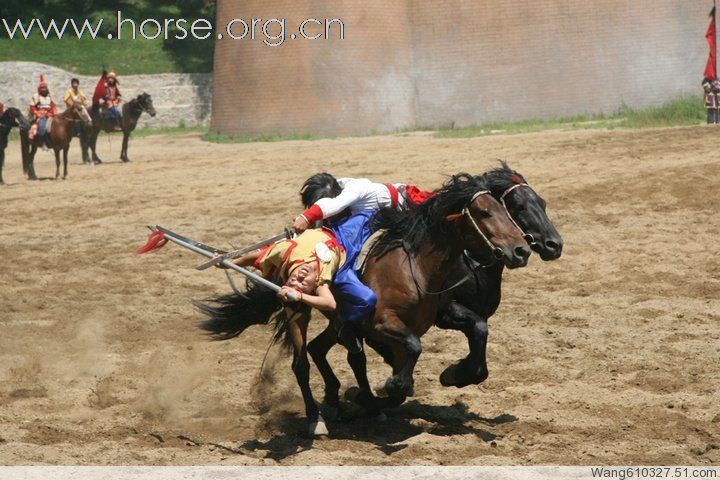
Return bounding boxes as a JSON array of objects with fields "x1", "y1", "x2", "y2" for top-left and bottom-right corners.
[
  {"x1": 131, "y1": 98, "x2": 151, "y2": 115},
  {"x1": 499, "y1": 182, "x2": 537, "y2": 246},
  {"x1": 462, "y1": 190, "x2": 505, "y2": 260},
  {"x1": 404, "y1": 189, "x2": 505, "y2": 296}
]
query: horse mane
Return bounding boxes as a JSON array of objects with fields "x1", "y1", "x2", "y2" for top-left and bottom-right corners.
[
  {"x1": 479, "y1": 160, "x2": 528, "y2": 197},
  {"x1": 371, "y1": 173, "x2": 491, "y2": 257}
]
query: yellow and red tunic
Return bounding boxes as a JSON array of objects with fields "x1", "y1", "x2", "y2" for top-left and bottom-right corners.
[{"x1": 254, "y1": 228, "x2": 345, "y2": 286}]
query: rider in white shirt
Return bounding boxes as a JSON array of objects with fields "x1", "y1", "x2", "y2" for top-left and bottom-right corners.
[{"x1": 292, "y1": 173, "x2": 433, "y2": 352}]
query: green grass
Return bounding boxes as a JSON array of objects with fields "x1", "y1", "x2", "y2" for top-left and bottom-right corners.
[
  {"x1": 201, "y1": 131, "x2": 321, "y2": 143},
  {"x1": 436, "y1": 94, "x2": 706, "y2": 138},
  {"x1": 0, "y1": 2, "x2": 214, "y2": 74}
]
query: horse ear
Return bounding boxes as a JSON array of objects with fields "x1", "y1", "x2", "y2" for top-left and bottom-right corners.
[{"x1": 445, "y1": 213, "x2": 462, "y2": 222}]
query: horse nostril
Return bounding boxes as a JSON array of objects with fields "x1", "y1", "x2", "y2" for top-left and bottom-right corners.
[
  {"x1": 515, "y1": 246, "x2": 530, "y2": 259},
  {"x1": 545, "y1": 240, "x2": 560, "y2": 251}
]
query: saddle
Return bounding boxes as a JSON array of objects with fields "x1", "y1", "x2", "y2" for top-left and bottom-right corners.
[{"x1": 355, "y1": 229, "x2": 386, "y2": 275}]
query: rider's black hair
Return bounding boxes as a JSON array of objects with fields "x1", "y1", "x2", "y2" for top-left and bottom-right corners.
[
  {"x1": 71, "y1": 78, "x2": 79, "y2": 84},
  {"x1": 299, "y1": 172, "x2": 342, "y2": 208}
]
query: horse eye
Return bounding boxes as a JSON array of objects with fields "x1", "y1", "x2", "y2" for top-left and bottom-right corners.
[{"x1": 479, "y1": 209, "x2": 492, "y2": 218}]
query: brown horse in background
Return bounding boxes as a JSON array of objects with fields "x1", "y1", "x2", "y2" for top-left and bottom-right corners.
[
  {"x1": 196, "y1": 173, "x2": 531, "y2": 436},
  {"x1": 21, "y1": 102, "x2": 92, "y2": 180}
]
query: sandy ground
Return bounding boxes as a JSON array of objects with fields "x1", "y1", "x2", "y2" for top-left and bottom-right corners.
[{"x1": 0, "y1": 126, "x2": 718, "y2": 466}]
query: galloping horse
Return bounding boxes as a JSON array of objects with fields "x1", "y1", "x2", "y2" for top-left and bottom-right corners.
[
  {"x1": 0, "y1": 107, "x2": 30, "y2": 185},
  {"x1": 436, "y1": 162, "x2": 563, "y2": 389},
  {"x1": 20, "y1": 102, "x2": 92, "y2": 180},
  {"x1": 81, "y1": 93, "x2": 156, "y2": 164},
  {"x1": 196, "y1": 173, "x2": 531, "y2": 435}
]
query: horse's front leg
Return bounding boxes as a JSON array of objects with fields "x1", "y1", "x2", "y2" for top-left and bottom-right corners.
[
  {"x1": 54, "y1": 149, "x2": 61, "y2": 179},
  {"x1": 79, "y1": 128, "x2": 91, "y2": 164},
  {"x1": 288, "y1": 312, "x2": 327, "y2": 436},
  {"x1": 120, "y1": 132, "x2": 130, "y2": 162},
  {"x1": 27, "y1": 146, "x2": 38, "y2": 180},
  {"x1": 62, "y1": 147, "x2": 69, "y2": 179},
  {"x1": 437, "y1": 301, "x2": 489, "y2": 388},
  {"x1": 308, "y1": 323, "x2": 341, "y2": 419},
  {"x1": 0, "y1": 148, "x2": 5, "y2": 185},
  {"x1": 369, "y1": 311, "x2": 421, "y2": 399}
]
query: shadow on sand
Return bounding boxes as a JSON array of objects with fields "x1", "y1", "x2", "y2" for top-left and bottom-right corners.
[{"x1": 239, "y1": 400, "x2": 518, "y2": 462}]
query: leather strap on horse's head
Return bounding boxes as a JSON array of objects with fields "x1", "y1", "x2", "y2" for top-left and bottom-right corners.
[
  {"x1": 461, "y1": 190, "x2": 499, "y2": 255},
  {"x1": 499, "y1": 182, "x2": 537, "y2": 245}
]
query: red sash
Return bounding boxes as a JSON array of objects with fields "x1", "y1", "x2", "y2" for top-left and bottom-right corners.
[{"x1": 385, "y1": 184, "x2": 399, "y2": 208}]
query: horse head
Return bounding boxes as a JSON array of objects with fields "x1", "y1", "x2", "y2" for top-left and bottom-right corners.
[
  {"x1": 2, "y1": 107, "x2": 30, "y2": 130},
  {"x1": 482, "y1": 161, "x2": 563, "y2": 261},
  {"x1": 457, "y1": 184, "x2": 531, "y2": 269},
  {"x1": 137, "y1": 93, "x2": 157, "y2": 117},
  {"x1": 71, "y1": 101, "x2": 93, "y2": 126}
]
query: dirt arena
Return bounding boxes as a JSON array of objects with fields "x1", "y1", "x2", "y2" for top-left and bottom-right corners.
[{"x1": 0, "y1": 126, "x2": 718, "y2": 465}]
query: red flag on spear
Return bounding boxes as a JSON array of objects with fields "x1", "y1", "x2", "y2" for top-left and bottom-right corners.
[
  {"x1": 92, "y1": 69, "x2": 107, "y2": 107},
  {"x1": 705, "y1": 3, "x2": 717, "y2": 80}
]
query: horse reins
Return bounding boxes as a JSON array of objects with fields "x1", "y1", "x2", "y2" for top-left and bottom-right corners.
[{"x1": 403, "y1": 241, "x2": 477, "y2": 296}]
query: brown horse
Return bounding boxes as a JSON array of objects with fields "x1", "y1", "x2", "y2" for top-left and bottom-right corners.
[
  {"x1": 21, "y1": 102, "x2": 92, "y2": 180},
  {"x1": 80, "y1": 93, "x2": 156, "y2": 164},
  {"x1": 196, "y1": 173, "x2": 530, "y2": 436}
]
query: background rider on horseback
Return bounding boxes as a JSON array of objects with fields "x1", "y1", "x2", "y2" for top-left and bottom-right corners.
[
  {"x1": 92, "y1": 71, "x2": 122, "y2": 130},
  {"x1": 28, "y1": 75, "x2": 57, "y2": 150}
]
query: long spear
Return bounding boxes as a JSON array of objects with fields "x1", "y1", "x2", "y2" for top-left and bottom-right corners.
[{"x1": 139, "y1": 226, "x2": 300, "y2": 302}]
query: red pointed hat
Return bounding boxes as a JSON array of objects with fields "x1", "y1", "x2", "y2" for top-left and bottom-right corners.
[{"x1": 38, "y1": 75, "x2": 48, "y2": 91}]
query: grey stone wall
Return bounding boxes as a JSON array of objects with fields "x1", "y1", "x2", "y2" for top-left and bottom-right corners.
[{"x1": 0, "y1": 61, "x2": 212, "y2": 128}]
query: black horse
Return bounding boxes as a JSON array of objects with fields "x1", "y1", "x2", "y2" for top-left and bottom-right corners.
[
  {"x1": 0, "y1": 108, "x2": 30, "y2": 185},
  {"x1": 302, "y1": 163, "x2": 562, "y2": 419},
  {"x1": 436, "y1": 161, "x2": 564, "y2": 388},
  {"x1": 80, "y1": 93, "x2": 156, "y2": 164}
]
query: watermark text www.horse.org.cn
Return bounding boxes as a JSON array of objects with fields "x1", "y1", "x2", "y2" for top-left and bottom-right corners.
[{"x1": 0, "y1": 11, "x2": 346, "y2": 47}]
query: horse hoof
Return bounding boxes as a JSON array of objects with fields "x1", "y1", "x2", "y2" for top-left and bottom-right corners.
[
  {"x1": 121, "y1": 157, "x2": 130, "y2": 163},
  {"x1": 308, "y1": 415, "x2": 328, "y2": 437},
  {"x1": 344, "y1": 386, "x2": 361, "y2": 402},
  {"x1": 440, "y1": 364, "x2": 460, "y2": 387},
  {"x1": 374, "y1": 381, "x2": 389, "y2": 398},
  {"x1": 320, "y1": 403, "x2": 339, "y2": 421},
  {"x1": 372, "y1": 412, "x2": 387, "y2": 422}
]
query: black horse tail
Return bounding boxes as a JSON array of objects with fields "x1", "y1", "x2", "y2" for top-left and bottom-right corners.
[{"x1": 193, "y1": 282, "x2": 309, "y2": 346}]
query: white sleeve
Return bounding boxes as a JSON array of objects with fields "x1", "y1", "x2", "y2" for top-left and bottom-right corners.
[{"x1": 315, "y1": 186, "x2": 362, "y2": 219}]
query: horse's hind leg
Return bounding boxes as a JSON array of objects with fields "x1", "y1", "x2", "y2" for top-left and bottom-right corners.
[
  {"x1": 308, "y1": 324, "x2": 341, "y2": 419},
  {"x1": 90, "y1": 130, "x2": 102, "y2": 164},
  {"x1": 288, "y1": 313, "x2": 327, "y2": 436},
  {"x1": 436, "y1": 301, "x2": 489, "y2": 388}
]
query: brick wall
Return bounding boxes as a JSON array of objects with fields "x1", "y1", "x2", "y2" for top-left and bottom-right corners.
[{"x1": 211, "y1": 0, "x2": 710, "y2": 136}]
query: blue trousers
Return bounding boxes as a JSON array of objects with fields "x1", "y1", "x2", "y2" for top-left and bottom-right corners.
[
  {"x1": 330, "y1": 211, "x2": 377, "y2": 324},
  {"x1": 38, "y1": 118, "x2": 47, "y2": 138}
]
